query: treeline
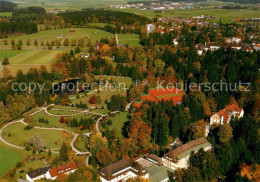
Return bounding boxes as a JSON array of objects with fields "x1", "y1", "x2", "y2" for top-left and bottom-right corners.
[
  {"x1": 0, "y1": 21, "x2": 38, "y2": 38},
  {"x1": 13, "y1": 6, "x2": 46, "y2": 16},
  {"x1": 59, "y1": 9, "x2": 151, "y2": 28},
  {"x1": 0, "y1": 1, "x2": 17, "y2": 12}
]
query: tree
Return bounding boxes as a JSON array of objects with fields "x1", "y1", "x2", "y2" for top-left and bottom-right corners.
[
  {"x1": 60, "y1": 116, "x2": 65, "y2": 123},
  {"x1": 60, "y1": 142, "x2": 68, "y2": 161},
  {"x1": 2, "y1": 57, "x2": 9, "y2": 65},
  {"x1": 26, "y1": 39, "x2": 30, "y2": 46},
  {"x1": 0, "y1": 101, "x2": 11, "y2": 125},
  {"x1": 218, "y1": 124, "x2": 233, "y2": 144},
  {"x1": 90, "y1": 133, "x2": 108, "y2": 155},
  {"x1": 107, "y1": 119, "x2": 112, "y2": 126},
  {"x1": 64, "y1": 38, "x2": 69, "y2": 46},
  {"x1": 29, "y1": 134, "x2": 46, "y2": 154},
  {"x1": 48, "y1": 149, "x2": 52, "y2": 156},
  {"x1": 16, "y1": 43, "x2": 22, "y2": 50},
  {"x1": 96, "y1": 147, "x2": 117, "y2": 166}
]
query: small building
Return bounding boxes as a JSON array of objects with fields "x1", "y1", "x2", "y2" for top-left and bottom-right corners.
[
  {"x1": 210, "y1": 104, "x2": 244, "y2": 125},
  {"x1": 99, "y1": 158, "x2": 149, "y2": 182},
  {"x1": 145, "y1": 154, "x2": 163, "y2": 166},
  {"x1": 45, "y1": 162, "x2": 77, "y2": 180},
  {"x1": 26, "y1": 166, "x2": 52, "y2": 182},
  {"x1": 79, "y1": 53, "x2": 90, "y2": 58},
  {"x1": 162, "y1": 138, "x2": 211, "y2": 170},
  {"x1": 146, "y1": 24, "x2": 156, "y2": 33},
  {"x1": 226, "y1": 37, "x2": 241, "y2": 44}
]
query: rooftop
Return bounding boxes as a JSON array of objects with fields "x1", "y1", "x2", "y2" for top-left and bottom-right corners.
[{"x1": 27, "y1": 166, "x2": 52, "y2": 179}]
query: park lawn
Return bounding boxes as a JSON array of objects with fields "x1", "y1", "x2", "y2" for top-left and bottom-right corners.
[
  {"x1": 74, "y1": 135, "x2": 89, "y2": 152},
  {"x1": 102, "y1": 75, "x2": 133, "y2": 89},
  {"x1": 9, "y1": 50, "x2": 66, "y2": 64},
  {"x1": 32, "y1": 110, "x2": 92, "y2": 131},
  {"x1": 1, "y1": 28, "x2": 113, "y2": 48},
  {"x1": 0, "y1": 50, "x2": 26, "y2": 61},
  {"x1": 117, "y1": 34, "x2": 140, "y2": 47},
  {"x1": 108, "y1": 112, "x2": 129, "y2": 138},
  {"x1": 90, "y1": 108, "x2": 109, "y2": 115},
  {"x1": 0, "y1": 142, "x2": 24, "y2": 178},
  {"x1": 47, "y1": 109, "x2": 81, "y2": 115},
  {"x1": 2, "y1": 122, "x2": 73, "y2": 149},
  {"x1": 0, "y1": 12, "x2": 12, "y2": 17}
]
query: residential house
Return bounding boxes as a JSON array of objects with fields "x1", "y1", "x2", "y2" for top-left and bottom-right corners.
[
  {"x1": 210, "y1": 104, "x2": 244, "y2": 125},
  {"x1": 145, "y1": 154, "x2": 163, "y2": 166},
  {"x1": 162, "y1": 138, "x2": 211, "y2": 170},
  {"x1": 226, "y1": 37, "x2": 241, "y2": 44},
  {"x1": 99, "y1": 158, "x2": 149, "y2": 182},
  {"x1": 45, "y1": 162, "x2": 78, "y2": 180},
  {"x1": 26, "y1": 166, "x2": 52, "y2": 182}
]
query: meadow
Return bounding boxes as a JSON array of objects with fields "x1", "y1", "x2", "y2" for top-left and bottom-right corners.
[
  {"x1": 0, "y1": 142, "x2": 24, "y2": 178},
  {"x1": 0, "y1": 50, "x2": 26, "y2": 61},
  {"x1": 118, "y1": 34, "x2": 140, "y2": 47},
  {"x1": 108, "y1": 112, "x2": 129, "y2": 138},
  {"x1": 2, "y1": 122, "x2": 73, "y2": 149}
]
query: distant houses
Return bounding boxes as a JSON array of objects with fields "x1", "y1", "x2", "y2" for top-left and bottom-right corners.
[
  {"x1": 162, "y1": 138, "x2": 211, "y2": 170},
  {"x1": 146, "y1": 24, "x2": 156, "y2": 33},
  {"x1": 26, "y1": 162, "x2": 77, "y2": 182},
  {"x1": 210, "y1": 104, "x2": 244, "y2": 125}
]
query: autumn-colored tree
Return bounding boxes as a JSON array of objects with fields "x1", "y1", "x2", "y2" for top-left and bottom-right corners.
[
  {"x1": 129, "y1": 85, "x2": 142, "y2": 102},
  {"x1": 90, "y1": 133, "x2": 108, "y2": 155},
  {"x1": 71, "y1": 39, "x2": 76, "y2": 47},
  {"x1": 187, "y1": 120, "x2": 207, "y2": 140},
  {"x1": 96, "y1": 147, "x2": 117, "y2": 166},
  {"x1": 2, "y1": 57, "x2": 9, "y2": 65},
  {"x1": 89, "y1": 95, "x2": 96, "y2": 104},
  {"x1": 26, "y1": 39, "x2": 30, "y2": 46},
  {"x1": 34, "y1": 39, "x2": 38, "y2": 46},
  {"x1": 60, "y1": 116, "x2": 65, "y2": 123},
  {"x1": 202, "y1": 101, "x2": 211, "y2": 117},
  {"x1": 164, "y1": 66, "x2": 177, "y2": 84},
  {"x1": 56, "y1": 173, "x2": 68, "y2": 182},
  {"x1": 63, "y1": 38, "x2": 69, "y2": 46},
  {"x1": 128, "y1": 113, "x2": 152, "y2": 151},
  {"x1": 0, "y1": 101, "x2": 11, "y2": 125}
]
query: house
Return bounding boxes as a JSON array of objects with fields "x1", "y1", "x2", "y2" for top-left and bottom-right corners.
[
  {"x1": 145, "y1": 154, "x2": 163, "y2": 166},
  {"x1": 210, "y1": 104, "x2": 244, "y2": 125},
  {"x1": 26, "y1": 166, "x2": 52, "y2": 182},
  {"x1": 79, "y1": 53, "x2": 90, "y2": 58},
  {"x1": 162, "y1": 138, "x2": 211, "y2": 170},
  {"x1": 253, "y1": 44, "x2": 260, "y2": 51},
  {"x1": 173, "y1": 39, "x2": 178, "y2": 46},
  {"x1": 99, "y1": 158, "x2": 149, "y2": 182},
  {"x1": 226, "y1": 37, "x2": 241, "y2": 44},
  {"x1": 146, "y1": 24, "x2": 156, "y2": 33},
  {"x1": 46, "y1": 162, "x2": 78, "y2": 180},
  {"x1": 209, "y1": 45, "x2": 220, "y2": 51}
]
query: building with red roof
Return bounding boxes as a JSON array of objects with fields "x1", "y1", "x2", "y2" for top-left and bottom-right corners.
[
  {"x1": 210, "y1": 104, "x2": 244, "y2": 125},
  {"x1": 46, "y1": 162, "x2": 78, "y2": 180},
  {"x1": 133, "y1": 87, "x2": 185, "y2": 108}
]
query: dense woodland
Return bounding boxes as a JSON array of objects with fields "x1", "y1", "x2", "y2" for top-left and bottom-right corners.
[{"x1": 0, "y1": 1, "x2": 17, "y2": 12}]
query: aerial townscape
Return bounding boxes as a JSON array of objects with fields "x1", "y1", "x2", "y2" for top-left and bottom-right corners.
[{"x1": 0, "y1": 0, "x2": 259, "y2": 182}]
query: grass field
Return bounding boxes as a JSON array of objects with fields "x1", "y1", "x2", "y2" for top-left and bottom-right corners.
[
  {"x1": 118, "y1": 34, "x2": 140, "y2": 47},
  {"x1": 2, "y1": 122, "x2": 73, "y2": 149},
  {"x1": 87, "y1": 23, "x2": 116, "y2": 28},
  {"x1": 108, "y1": 112, "x2": 129, "y2": 138},
  {"x1": 0, "y1": 50, "x2": 26, "y2": 61},
  {"x1": 0, "y1": 12, "x2": 12, "y2": 17},
  {"x1": 74, "y1": 135, "x2": 89, "y2": 152},
  {"x1": 102, "y1": 75, "x2": 133, "y2": 88},
  {"x1": 0, "y1": 28, "x2": 114, "y2": 49},
  {"x1": 0, "y1": 143, "x2": 24, "y2": 178},
  {"x1": 9, "y1": 50, "x2": 66, "y2": 64}
]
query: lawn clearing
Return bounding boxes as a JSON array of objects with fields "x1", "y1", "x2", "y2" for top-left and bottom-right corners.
[
  {"x1": 9, "y1": 50, "x2": 66, "y2": 64},
  {"x1": 117, "y1": 34, "x2": 140, "y2": 47},
  {"x1": 74, "y1": 135, "x2": 89, "y2": 152},
  {"x1": 2, "y1": 122, "x2": 73, "y2": 149},
  {"x1": 108, "y1": 112, "x2": 129, "y2": 138},
  {"x1": 0, "y1": 144, "x2": 23, "y2": 178},
  {"x1": 0, "y1": 12, "x2": 12, "y2": 17},
  {"x1": 87, "y1": 23, "x2": 116, "y2": 28},
  {"x1": 102, "y1": 75, "x2": 133, "y2": 89},
  {"x1": 0, "y1": 50, "x2": 26, "y2": 61}
]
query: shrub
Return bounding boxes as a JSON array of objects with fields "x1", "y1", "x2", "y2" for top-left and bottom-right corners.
[
  {"x1": 2, "y1": 57, "x2": 9, "y2": 65},
  {"x1": 107, "y1": 119, "x2": 112, "y2": 126},
  {"x1": 16, "y1": 162, "x2": 22, "y2": 168},
  {"x1": 24, "y1": 125, "x2": 32, "y2": 130},
  {"x1": 89, "y1": 95, "x2": 96, "y2": 104}
]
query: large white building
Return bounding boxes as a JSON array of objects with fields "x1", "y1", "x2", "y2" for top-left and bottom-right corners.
[
  {"x1": 146, "y1": 24, "x2": 156, "y2": 33},
  {"x1": 26, "y1": 166, "x2": 52, "y2": 182},
  {"x1": 162, "y1": 138, "x2": 212, "y2": 170},
  {"x1": 99, "y1": 158, "x2": 149, "y2": 182}
]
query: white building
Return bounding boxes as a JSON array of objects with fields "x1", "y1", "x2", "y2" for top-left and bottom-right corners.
[
  {"x1": 146, "y1": 24, "x2": 156, "y2": 33},
  {"x1": 99, "y1": 158, "x2": 149, "y2": 182},
  {"x1": 26, "y1": 166, "x2": 52, "y2": 182},
  {"x1": 226, "y1": 37, "x2": 241, "y2": 44},
  {"x1": 162, "y1": 138, "x2": 211, "y2": 170},
  {"x1": 210, "y1": 104, "x2": 244, "y2": 125}
]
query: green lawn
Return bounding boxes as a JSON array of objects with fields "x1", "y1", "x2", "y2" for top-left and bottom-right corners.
[
  {"x1": 102, "y1": 75, "x2": 133, "y2": 89},
  {"x1": 118, "y1": 34, "x2": 140, "y2": 47},
  {"x1": 0, "y1": 50, "x2": 27, "y2": 61},
  {"x1": 0, "y1": 144, "x2": 23, "y2": 178},
  {"x1": 108, "y1": 112, "x2": 129, "y2": 138},
  {"x1": 74, "y1": 135, "x2": 89, "y2": 152},
  {"x1": 9, "y1": 50, "x2": 66, "y2": 64},
  {"x1": 1, "y1": 28, "x2": 114, "y2": 49},
  {"x1": 87, "y1": 23, "x2": 116, "y2": 28},
  {"x1": 2, "y1": 122, "x2": 73, "y2": 149},
  {"x1": 0, "y1": 12, "x2": 12, "y2": 17}
]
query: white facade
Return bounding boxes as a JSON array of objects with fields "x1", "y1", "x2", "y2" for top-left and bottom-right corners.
[
  {"x1": 100, "y1": 169, "x2": 149, "y2": 182},
  {"x1": 26, "y1": 174, "x2": 47, "y2": 182},
  {"x1": 146, "y1": 24, "x2": 156, "y2": 33},
  {"x1": 162, "y1": 146, "x2": 212, "y2": 170}
]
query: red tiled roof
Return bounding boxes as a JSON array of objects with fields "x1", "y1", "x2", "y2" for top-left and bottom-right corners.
[{"x1": 48, "y1": 162, "x2": 77, "y2": 177}]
